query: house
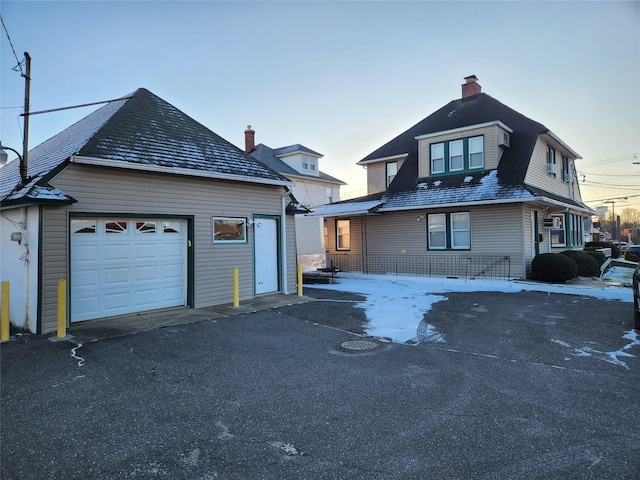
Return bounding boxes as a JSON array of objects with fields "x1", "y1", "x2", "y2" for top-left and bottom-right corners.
[
  {"x1": 245, "y1": 127, "x2": 346, "y2": 271},
  {"x1": 0, "y1": 88, "x2": 304, "y2": 334},
  {"x1": 311, "y1": 76, "x2": 592, "y2": 280}
]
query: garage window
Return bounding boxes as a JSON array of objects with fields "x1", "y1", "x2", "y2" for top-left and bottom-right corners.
[
  {"x1": 71, "y1": 219, "x2": 96, "y2": 234},
  {"x1": 163, "y1": 221, "x2": 181, "y2": 234},
  {"x1": 213, "y1": 217, "x2": 247, "y2": 244},
  {"x1": 136, "y1": 221, "x2": 156, "y2": 234},
  {"x1": 105, "y1": 221, "x2": 127, "y2": 234}
]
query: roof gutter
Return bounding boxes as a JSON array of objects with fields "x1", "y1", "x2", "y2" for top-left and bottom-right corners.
[
  {"x1": 377, "y1": 196, "x2": 593, "y2": 215},
  {"x1": 70, "y1": 156, "x2": 294, "y2": 187}
]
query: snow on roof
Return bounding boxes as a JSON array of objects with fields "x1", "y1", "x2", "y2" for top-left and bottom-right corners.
[{"x1": 308, "y1": 199, "x2": 384, "y2": 217}]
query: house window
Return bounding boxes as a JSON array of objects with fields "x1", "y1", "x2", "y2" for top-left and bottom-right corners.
[
  {"x1": 550, "y1": 214, "x2": 565, "y2": 246},
  {"x1": 450, "y1": 212, "x2": 471, "y2": 249},
  {"x1": 428, "y1": 212, "x2": 470, "y2": 250},
  {"x1": 449, "y1": 140, "x2": 463, "y2": 171},
  {"x1": 547, "y1": 146, "x2": 556, "y2": 177},
  {"x1": 431, "y1": 143, "x2": 445, "y2": 174},
  {"x1": 302, "y1": 161, "x2": 308, "y2": 170},
  {"x1": 430, "y1": 136, "x2": 484, "y2": 175},
  {"x1": 469, "y1": 136, "x2": 484, "y2": 169},
  {"x1": 561, "y1": 156, "x2": 570, "y2": 183},
  {"x1": 325, "y1": 187, "x2": 334, "y2": 204},
  {"x1": 213, "y1": 217, "x2": 247, "y2": 244},
  {"x1": 309, "y1": 158, "x2": 317, "y2": 171},
  {"x1": 558, "y1": 212, "x2": 583, "y2": 247},
  {"x1": 336, "y1": 219, "x2": 351, "y2": 250},
  {"x1": 386, "y1": 161, "x2": 398, "y2": 187},
  {"x1": 428, "y1": 214, "x2": 447, "y2": 249}
]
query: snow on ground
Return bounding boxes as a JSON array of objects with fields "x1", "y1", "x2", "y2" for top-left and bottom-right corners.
[{"x1": 311, "y1": 268, "x2": 633, "y2": 344}]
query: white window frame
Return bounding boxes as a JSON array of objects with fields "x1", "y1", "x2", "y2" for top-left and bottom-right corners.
[
  {"x1": 325, "y1": 186, "x2": 334, "y2": 204},
  {"x1": 449, "y1": 140, "x2": 464, "y2": 171},
  {"x1": 469, "y1": 136, "x2": 484, "y2": 169},
  {"x1": 450, "y1": 212, "x2": 471, "y2": 249},
  {"x1": 561, "y1": 156, "x2": 570, "y2": 183},
  {"x1": 550, "y1": 214, "x2": 565, "y2": 247},
  {"x1": 386, "y1": 161, "x2": 398, "y2": 187},
  {"x1": 547, "y1": 146, "x2": 556, "y2": 177},
  {"x1": 427, "y1": 214, "x2": 447, "y2": 250},
  {"x1": 336, "y1": 219, "x2": 351, "y2": 251},
  {"x1": 431, "y1": 143, "x2": 445, "y2": 174},
  {"x1": 213, "y1": 217, "x2": 247, "y2": 244}
]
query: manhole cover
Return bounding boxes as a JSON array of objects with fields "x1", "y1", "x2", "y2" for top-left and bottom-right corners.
[{"x1": 340, "y1": 340, "x2": 378, "y2": 351}]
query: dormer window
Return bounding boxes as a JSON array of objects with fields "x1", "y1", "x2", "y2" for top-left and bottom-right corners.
[
  {"x1": 449, "y1": 140, "x2": 463, "y2": 171},
  {"x1": 546, "y1": 146, "x2": 556, "y2": 177},
  {"x1": 431, "y1": 143, "x2": 445, "y2": 174},
  {"x1": 386, "y1": 161, "x2": 398, "y2": 187},
  {"x1": 430, "y1": 135, "x2": 484, "y2": 175},
  {"x1": 469, "y1": 136, "x2": 484, "y2": 168}
]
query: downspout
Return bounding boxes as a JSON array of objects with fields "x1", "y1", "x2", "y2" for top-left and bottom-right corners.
[
  {"x1": 281, "y1": 192, "x2": 289, "y2": 295},
  {"x1": 22, "y1": 206, "x2": 30, "y2": 331}
]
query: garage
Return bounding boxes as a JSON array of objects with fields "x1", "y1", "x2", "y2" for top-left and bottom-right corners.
[{"x1": 70, "y1": 218, "x2": 187, "y2": 322}]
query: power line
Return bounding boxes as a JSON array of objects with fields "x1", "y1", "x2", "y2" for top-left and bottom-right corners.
[{"x1": 0, "y1": 13, "x2": 24, "y2": 75}]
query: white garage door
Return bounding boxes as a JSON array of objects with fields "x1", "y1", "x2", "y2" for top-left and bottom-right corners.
[{"x1": 70, "y1": 218, "x2": 187, "y2": 322}]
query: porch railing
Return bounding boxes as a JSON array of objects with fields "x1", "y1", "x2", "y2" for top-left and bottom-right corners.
[{"x1": 327, "y1": 253, "x2": 511, "y2": 279}]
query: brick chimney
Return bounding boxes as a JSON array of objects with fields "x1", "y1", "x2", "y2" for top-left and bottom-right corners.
[
  {"x1": 244, "y1": 125, "x2": 255, "y2": 152},
  {"x1": 462, "y1": 75, "x2": 481, "y2": 98}
]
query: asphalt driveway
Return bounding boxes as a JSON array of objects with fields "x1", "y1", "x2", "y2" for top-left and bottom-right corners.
[{"x1": 1, "y1": 286, "x2": 638, "y2": 479}]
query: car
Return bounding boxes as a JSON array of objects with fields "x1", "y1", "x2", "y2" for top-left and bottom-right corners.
[
  {"x1": 625, "y1": 244, "x2": 640, "y2": 262},
  {"x1": 634, "y1": 263, "x2": 640, "y2": 330}
]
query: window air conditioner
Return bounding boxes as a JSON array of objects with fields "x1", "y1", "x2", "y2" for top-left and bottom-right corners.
[
  {"x1": 498, "y1": 131, "x2": 510, "y2": 147},
  {"x1": 546, "y1": 162, "x2": 555, "y2": 175}
]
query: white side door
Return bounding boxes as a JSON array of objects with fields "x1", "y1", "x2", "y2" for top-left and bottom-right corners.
[{"x1": 254, "y1": 218, "x2": 279, "y2": 294}]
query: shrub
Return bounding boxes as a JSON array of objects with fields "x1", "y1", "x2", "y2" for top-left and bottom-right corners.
[
  {"x1": 531, "y1": 253, "x2": 578, "y2": 283},
  {"x1": 560, "y1": 250, "x2": 600, "y2": 277},
  {"x1": 584, "y1": 250, "x2": 606, "y2": 267},
  {"x1": 584, "y1": 241, "x2": 619, "y2": 259}
]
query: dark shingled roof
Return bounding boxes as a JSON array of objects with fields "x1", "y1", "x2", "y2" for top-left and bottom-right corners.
[
  {"x1": 311, "y1": 92, "x2": 590, "y2": 216},
  {"x1": 250, "y1": 143, "x2": 345, "y2": 185},
  {"x1": 363, "y1": 93, "x2": 547, "y2": 196},
  {"x1": 1, "y1": 88, "x2": 290, "y2": 205}
]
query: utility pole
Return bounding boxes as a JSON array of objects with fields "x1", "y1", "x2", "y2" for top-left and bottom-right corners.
[{"x1": 20, "y1": 52, "x2": 31, "y2": 185}]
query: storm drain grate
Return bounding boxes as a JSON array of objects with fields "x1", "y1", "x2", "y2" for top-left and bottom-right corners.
[{"x1": 340, "y1": 340, "x2": 378, "y2": 351}]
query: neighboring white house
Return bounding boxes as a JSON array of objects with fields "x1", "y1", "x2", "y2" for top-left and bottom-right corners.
[{"x1": 245, "y1": 127, "x2": 346, "y2": 271}]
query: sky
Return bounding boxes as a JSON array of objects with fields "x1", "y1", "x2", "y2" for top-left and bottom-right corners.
[
  {"x1": 310, "y1": 270, "x2": 637, "y2": 367},
  {"x1": 1, "y1": 1, "x2": 639, "y2": 211}
]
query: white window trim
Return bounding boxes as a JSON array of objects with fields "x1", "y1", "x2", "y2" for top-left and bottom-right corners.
[
  {"x1": 469, "y1": 136, "x2": 484, "y2": 169},
  {"x1": 449, "y1": 140, "x2": 464, "y2": 172},
  {"x1": 431, "y1": 143, "x2": 445, "y2": 174},
  {"x1": 427, "y1": 213, "x2": 447, "y2": 250},
  {"x1": 336, "y1": 219, "x2": 351, "y2": 251},
  {"x1": 213, "y1": 217, "x2": 247, "y2": 244},
  {"x1": 450, "y1": 212, "x2": 471, "y2": 249}
]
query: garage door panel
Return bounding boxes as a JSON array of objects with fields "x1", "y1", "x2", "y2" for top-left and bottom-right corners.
[
  {"x1": 71, "y1": 218, "x2": 187, "y2": 322},
  {"x1": 104, "y1": 244, "x2": 132, "y2": 261},
  {"x1": 134, "y1": 264, "x2": 160, "y2": 282},
  {"x1": 104, "y1": 266, "x2": 132, "y2": 286},
  {"x1": 104, "y1": 291, "x2": 132, "y2": 312},
  {"x1": 133, "y1": 243, "x2": 162, "y2": 259},
  {"x1": 72, "y1": 269, "x2": 100, "y2": 288}
]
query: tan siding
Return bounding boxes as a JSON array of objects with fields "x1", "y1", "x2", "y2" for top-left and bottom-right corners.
[
  {"x1": 40, "y1": 164, "x2": 296, "y2": 333},
  {"x1": 524, "y1": 138, "x2": 573, "y2": 198},
  {"x1": 417, "y1": 124, "x2": 503, "y2": 176},
  {"x1": 325, "y1": 205, "x2": 528, "y2": 279},
  {"x1": 366, "y1": 163, "x2": 386, "y2": 195}
]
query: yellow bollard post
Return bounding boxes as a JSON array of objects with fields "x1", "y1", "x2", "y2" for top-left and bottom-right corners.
[
  {"x1": 233, "y1": 268, "x2": 239, "y2": 307},
  {"x1": 1, "y1": 281, "x2": 9, "y2": 342},
  {"x1": 57, "y1": 279, "x2": 67, "y2": 338},
  {"x1": 297, "y1": 263, "x2": 303, "y2": 296}
]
